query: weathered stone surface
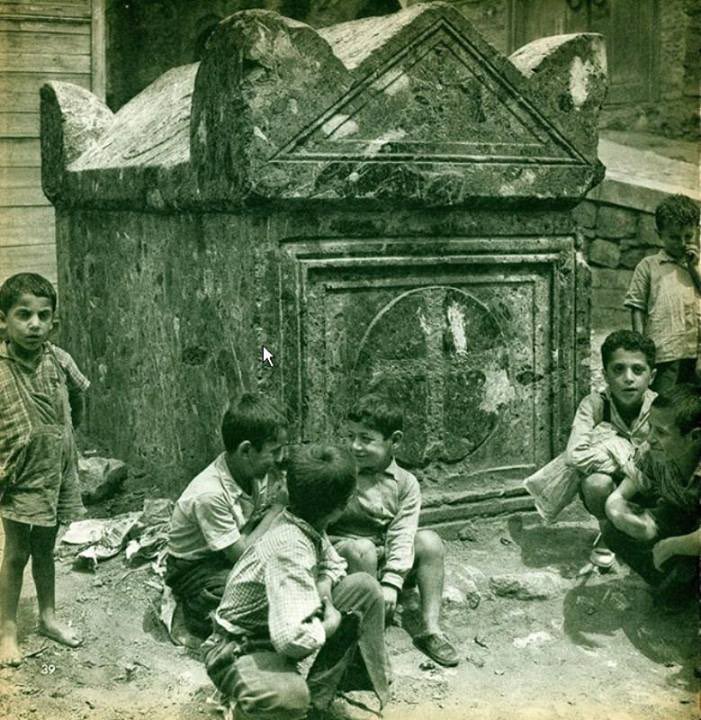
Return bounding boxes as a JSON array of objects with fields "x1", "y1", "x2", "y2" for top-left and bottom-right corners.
[
  {"x1": 596, "y1": 205, "x2": 638, "y2": 239},
  {"x1": 40, "y1": 83, "x2": 114, "y2": 201},
  {"x1": 44, "y1": 5, "x2": 602, "y2": 499},
  {"x1": 489, "y1": 571, "x2": 563, "y2": 600},
  {"x1": 620, "y1": 248, "x2": 653, "y2": 269},
  {"x1": 638, "y1": 212, "x2": 662, "y2": 247},
  {"x1": 509, "y1": 33, "x2": 607, "y2": 163},
  {"x1": 588, "y1": 238, "x2": 621, "y2": 268},
  {"x1": 572, "y1": 200, "x2": 597, "y2": 229},
  {"x1": 42, "y1": 4, "x2": 606, "y2": 210},
  {"x1": 591, "y1": 268, "x2": 633, "y2": 290},
  {"x1": 79, "y1": 457, "x2": 128, "y2": 505}
]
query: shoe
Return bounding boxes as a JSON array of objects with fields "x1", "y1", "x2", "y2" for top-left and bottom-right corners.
[
  {"x1": 589, "y1": 547, "x2": 615, "y2": 569},
  {"x1": 413, "y1": 632, "x2": 459, "y2": 667},
  {"x1": 589, "y1": 533, "x2": 615, "y2": 569}
]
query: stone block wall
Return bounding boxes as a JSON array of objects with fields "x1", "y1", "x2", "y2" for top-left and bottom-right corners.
[{"x1": 573, "y1": 199, "x2": 661, "y2": 332}]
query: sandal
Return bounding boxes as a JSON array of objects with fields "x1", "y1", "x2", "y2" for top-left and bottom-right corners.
[
  {"x1": 413, "y1": 632, "x2": 459, "y2": 667},
  {"x1": 589, "y1": 533, "x2": 615, "y2": 569}
]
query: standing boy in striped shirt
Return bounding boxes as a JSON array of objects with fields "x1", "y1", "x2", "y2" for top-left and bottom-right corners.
[{"x1": 0, "y1": 273, "x2": 89, "y2": 667}]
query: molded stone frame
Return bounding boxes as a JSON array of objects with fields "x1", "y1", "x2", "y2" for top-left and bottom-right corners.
[
  {"x1": 41, "y1": 5, "x2": 605, "y2": 522},
  {"x1": 278, "y1": 231, "x2": 581, "y2": 497}
]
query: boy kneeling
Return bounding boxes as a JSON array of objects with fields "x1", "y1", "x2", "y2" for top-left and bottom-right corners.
[
  {"x1": 166, "y1": 394, "x2": 287, "y2": 639},
  {"x1": 330, "y1": 394, "x2": 459, "y2": 667},
  {"x1": 603, "y1": 384, "x2": 701, "y2": 594},
  {"x1": 203, "y1": 443, "x2": 390, "y2": 720}
]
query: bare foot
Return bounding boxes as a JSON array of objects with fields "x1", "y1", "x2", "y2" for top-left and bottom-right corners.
[
  {"x1": 0, "y1": 628, "x2": 23, "y2": 667},
  {"x1": 38, "y1": 619, "x2": 82, "y2": 648}
]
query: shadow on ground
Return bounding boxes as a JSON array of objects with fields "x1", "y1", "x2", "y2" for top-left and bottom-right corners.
[
  {"x1": 506, "y1": 514, "x2": 597, "y2": 577},
  {"x1": 563, "y1": 569, "x2": 699, "y2": 691}
]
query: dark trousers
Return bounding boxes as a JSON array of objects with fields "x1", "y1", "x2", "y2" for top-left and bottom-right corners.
[
  {"x1": 203, "y1": 573, "x2": 390, "y2": 720},
  {"x1": 165, "y1": 552, "x2": 232, "y2": 638},
  {"x1": 602, "y1": 500, "x2": 698, "y2": 590}
]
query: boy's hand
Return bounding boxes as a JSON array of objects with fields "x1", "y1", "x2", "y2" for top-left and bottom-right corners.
[
  {"x1": 316, "y1": 576, "x2": 333, "y2": 604},
  {"x1": 321, "y1": 597, "x2": 342, "y2": 638},
  {"x1": 652, "y1": 537, "x2": 679, "y2": 570},
  {"x1": 381, "y1": 585, "x2": 398, "y2": 621},
  {"x1": 685, "y1": 244, "x2": 700, "y2": 266}
]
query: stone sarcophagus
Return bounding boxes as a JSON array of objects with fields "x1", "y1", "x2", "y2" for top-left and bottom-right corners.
[{"x1": 41, "y1": 4, "x2": 607, "y2": 527}]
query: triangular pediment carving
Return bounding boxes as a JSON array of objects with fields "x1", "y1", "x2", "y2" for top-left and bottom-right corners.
[{"x1": 273, "y1": 17, "x2": 586, "y2": 166}]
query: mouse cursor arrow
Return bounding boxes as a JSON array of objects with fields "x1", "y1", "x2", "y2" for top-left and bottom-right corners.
[{"x1": 262, "y1": 346, "x2": 274, "y2": 367}]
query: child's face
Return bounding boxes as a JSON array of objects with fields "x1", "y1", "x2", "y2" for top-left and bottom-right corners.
[
  {"x1": 347, "y1": 420, "x2": 397, "y2": 472},
  {"x1": 0, "y1": 293, "x2": 54, "y2": 357},
  {"x1": 603, "y1": 348, "x2": 653, "y2": 410},
  {"x1": 648, "y1": 406, "x2": 699, "y2": 466},
  {"x1": 245, "y1": 434, "x2": 285, "y2": 482},
  {"x1": 658, "y1": 222, "x2": 697, "y2": 260}
]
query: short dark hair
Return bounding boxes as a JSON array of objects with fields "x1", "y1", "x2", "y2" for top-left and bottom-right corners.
[
  {"x1": 0, "y1": 273, "x2": 57, "y2": 314},
  {"x1": 600, "y1": 329, "x2": 655, "y2": 370},
  {"x1": 221, "y1": 393, "x2": 285, "y2": 453},
  {"x1": 654, "y1": 194, "x2": 699, "y2": 232},
  {"x1": 652, "y1": 384, "x2": 701, "y2": 436},
  {"x1": 348, "y1": 394, "x2": 403, "y2": 439},
  {"x1": 286, "y1": 443, "x2": 357, "y2": 524}
]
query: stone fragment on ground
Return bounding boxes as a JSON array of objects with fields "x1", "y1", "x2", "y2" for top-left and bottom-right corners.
[
  {"x1": 488, "y1": 571, "x2": 564, "y2": 600},
  {"x1": 457, "y1": 521, "x2": 480, "y2": 542},
  {"x1": 79, "y1": 456, "x2": 128, "y2": 504}
]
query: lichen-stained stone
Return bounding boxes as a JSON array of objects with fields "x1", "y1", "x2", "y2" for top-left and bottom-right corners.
[
  {"x1": 42, "y1": 3, "x2": 606, "y2": 211},
  {"x1": 509, "y1": 32, "x2": 607, "y2": 164},
  {"x1": 588, "y1": 238, "x2": 621, "y2": 268},
  {"x1": 42, "y1": 4, "x2": 605, "y2": 511}
]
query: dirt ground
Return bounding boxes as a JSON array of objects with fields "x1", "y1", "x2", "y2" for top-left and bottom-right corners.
[{"x1": 0, "y1": 504, "x2": 698, "y2": 720}]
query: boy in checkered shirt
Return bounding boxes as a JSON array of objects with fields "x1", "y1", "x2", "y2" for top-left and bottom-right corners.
[
  {"x1": 204, "y1": 443, "x2": 390, "y2": 719},
  {"x1": 0, "y1": 273, "x2": 89, "y2": 667}
]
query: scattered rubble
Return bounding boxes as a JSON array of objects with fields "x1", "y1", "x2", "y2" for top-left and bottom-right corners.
[
  {"x1": 79, "y1": 456, "x2": 128, "y2": 505},
  {"x1": 489, "y1": 571, "x2": 563, "y2": 600}
]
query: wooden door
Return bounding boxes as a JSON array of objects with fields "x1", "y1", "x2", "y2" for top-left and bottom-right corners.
[{"x1": 509, "y1": 0, "x2": 658, "y2": 106}]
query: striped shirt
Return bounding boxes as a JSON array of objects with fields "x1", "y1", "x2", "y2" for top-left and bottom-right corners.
[
  {"x1": 0, "y1": 341, "x2": 88, "y2": 487},
  {"x1": 213, "y1": 510, "x2": 347, "y2": 660}
]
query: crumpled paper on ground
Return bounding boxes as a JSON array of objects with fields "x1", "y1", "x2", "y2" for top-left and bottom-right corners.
[
  {"x1": 125, "y1": 498, "x2": 174, "y2": 565},
  {"x1": 61, "y1": 512, "x2": 141, "y2": 570},
  {"x1": 60, "y1": 497, "x2": 173, "y2": 570}
]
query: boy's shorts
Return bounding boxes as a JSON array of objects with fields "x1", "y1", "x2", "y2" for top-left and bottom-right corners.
[
  {"x1": 0, "y1": 429, "x2": 85, "y2": 527},
  {"x1": 330, "y1": 536, "x2": 418, "y2": 590}
]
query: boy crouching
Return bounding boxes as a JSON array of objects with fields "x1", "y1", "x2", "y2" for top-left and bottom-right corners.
[
  {"x1": 603, "y1": 384, "x2": 701, "y2": 595},
  {"x1": 202, "y1": 443, "x2": 390, "y2": 720},
  {"x1": 166, "y1": 394, "x2": 287, "y2": 639}
]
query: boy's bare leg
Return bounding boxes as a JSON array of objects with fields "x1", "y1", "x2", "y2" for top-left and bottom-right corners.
[
  {"x1": 31, "y1": 525, "x2": 82, "y2": 647},
  {"x1": 414, "y1": 529, "x2": 445, "y2": 635},
  {"x1": 413, "y1": 529, "x2": 458, "y2": 666},
  {"x1": 0, "y1": 519, "x2": 32, "y2": 666},
  {"x1": 336, "y1": 539, "x2": 378, "y2": 576}
]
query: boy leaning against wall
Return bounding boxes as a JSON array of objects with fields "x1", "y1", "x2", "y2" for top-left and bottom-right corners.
[
  {"x1": 625, "y1": 193, "x2": 701, "y2": 393},
  {"x1": 330, "y1": 394, "x2": 459, "y2": 668}
]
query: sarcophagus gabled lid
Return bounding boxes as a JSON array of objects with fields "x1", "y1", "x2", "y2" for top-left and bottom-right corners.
[{"x1": 41, "y1": 3, "x2": 607, "y2": 211}]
